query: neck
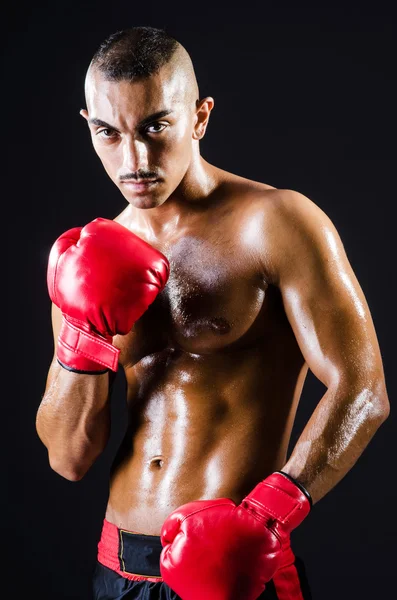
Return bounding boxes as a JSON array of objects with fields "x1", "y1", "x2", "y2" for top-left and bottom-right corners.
[{"x1": 130, "y1": 150, "x2": 221, "y2": 241}]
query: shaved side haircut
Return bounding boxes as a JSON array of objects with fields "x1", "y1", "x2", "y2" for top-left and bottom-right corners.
[{"x1": 90, "y1": 26, "x2": 180, "y2": 80}]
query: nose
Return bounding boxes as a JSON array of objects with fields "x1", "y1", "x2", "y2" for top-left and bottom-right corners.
[{"x1": 122, "y1": 136, "x2": 149, "y2": 173}]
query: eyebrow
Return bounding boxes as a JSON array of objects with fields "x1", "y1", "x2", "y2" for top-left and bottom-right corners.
[{"x1": 88, "y1": 109, "x2": 174, "y2": 131}]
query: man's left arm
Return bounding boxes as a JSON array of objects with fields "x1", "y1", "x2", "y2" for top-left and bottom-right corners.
[
  {"x1": 261, "y1": 189, "x2": 390, "y2": 504},
  {"x1": 159, "y1": 189, "x2": 390, "y2": 600}
]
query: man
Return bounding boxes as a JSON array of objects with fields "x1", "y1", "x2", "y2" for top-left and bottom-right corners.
[{"x1": 36, "y1": 25, "x2": 390, "y2": 600}]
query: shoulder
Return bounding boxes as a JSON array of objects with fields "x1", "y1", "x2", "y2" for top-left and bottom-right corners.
[
  {"x1": 245, "y1": 188, "x2": 345, "y2": 286},
  {"x1": 264, "y1": 189, "x2": 342, "y2": 256},
  {"x1": 219, "y1": 174, "x2": 329, "y2": 227},
  {"x1": 246, "y1": 187, "x2": 331, "y2": 224}
]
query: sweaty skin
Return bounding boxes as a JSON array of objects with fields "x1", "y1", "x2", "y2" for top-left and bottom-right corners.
[{"x1": 37, "y1": 44, "x2": 389, "y2": 536}]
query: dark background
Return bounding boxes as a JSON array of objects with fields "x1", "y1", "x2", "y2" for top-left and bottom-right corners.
[{"x1": 4, "y1": 2, "x2": 396, "y2": 599}]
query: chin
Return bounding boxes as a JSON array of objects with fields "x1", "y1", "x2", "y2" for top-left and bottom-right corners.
[
  {"x1": 119, "y1": 183, "x2": 168, "y2": 210},
  {"x1": 126, "y1": 195, "x2": 166, "y2": 210}
]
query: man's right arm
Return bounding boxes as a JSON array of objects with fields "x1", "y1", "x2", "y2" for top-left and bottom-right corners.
[
  {"x1": 36, "y1": 302, "x2": 113, "y2": 481},
  {"x1": 36, "y1": 217, "x2": 170, "y2": 481}
]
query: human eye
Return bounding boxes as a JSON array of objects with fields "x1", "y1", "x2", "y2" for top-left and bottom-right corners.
[
  {"x1": 96, "y1": 128, "x2": 118, "y2": 140},
  {"x1": 144, "y1": 122, "x2": 168, "y2": 134}
]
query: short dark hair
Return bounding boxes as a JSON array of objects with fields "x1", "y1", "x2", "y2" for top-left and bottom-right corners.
[{"x1": 90, "y1": 26, "x2": 180, "y2": 80}]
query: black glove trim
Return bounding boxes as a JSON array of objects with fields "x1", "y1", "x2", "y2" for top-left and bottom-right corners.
[
  {"x1": 57, "y1": 358, "x2": 109, "y2": 375},
  {"x1": 274, "y1": 470, "x2": 313, "y2": 508}
]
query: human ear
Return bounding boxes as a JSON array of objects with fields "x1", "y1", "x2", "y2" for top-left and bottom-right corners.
[{"x1": 193, "y1": 97, "x2": 215, "y2": 140}]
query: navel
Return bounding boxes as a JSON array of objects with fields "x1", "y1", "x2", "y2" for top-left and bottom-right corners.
[
  {"x1": 209, "y1": 317, "x2": 232, "y2": 335},
  {"x1": 149, "y1": 456, "x2": 164, "y2": 469}
]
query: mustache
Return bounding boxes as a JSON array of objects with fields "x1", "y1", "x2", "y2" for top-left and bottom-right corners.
[{"x1": 119, "y1": 172, "x2": 158, "y2": 182}]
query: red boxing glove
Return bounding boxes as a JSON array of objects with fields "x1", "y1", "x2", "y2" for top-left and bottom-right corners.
[
  {"x1": 160, "y1": 471, "x2": 312, "y2": 600},
  {"x1": 47, "y1": 217, "x2": 170, "y2": 373}
]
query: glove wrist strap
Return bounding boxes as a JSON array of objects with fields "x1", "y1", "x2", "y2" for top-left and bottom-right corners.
[
  {"x1": 57, "y1": 316, "x2": 120, "y2": 372},
  {"x1": 242, "y1": 471, "x2": 311, "y2": 535},
  {"x1": 273, "y1": 470, "x2": 313, "y2": 507}
]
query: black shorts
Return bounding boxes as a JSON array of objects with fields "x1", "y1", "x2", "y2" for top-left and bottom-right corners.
[{"x1": 92, "y1": 519, "x2": 312, "y2": 600}]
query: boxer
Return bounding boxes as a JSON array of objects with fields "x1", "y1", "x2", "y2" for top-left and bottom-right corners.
[{"x1": 36, "y1": 26, "x2": 390, "y2": 600}]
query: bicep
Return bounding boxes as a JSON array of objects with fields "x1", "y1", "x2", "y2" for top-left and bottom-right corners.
[{"x1": 268, "y1": 191, "x2": 385, "y2": 389}]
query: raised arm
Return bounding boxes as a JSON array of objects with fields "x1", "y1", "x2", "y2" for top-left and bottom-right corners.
[
  {"x1": 261, "y1": 189, "x2": 390, "y2": 504},
  {"x1": 36, "y1": 218, "x2": 170, "y2": 481},
  {"x1": 36, "y1": 302, "x2": 114, "y2": 481}
]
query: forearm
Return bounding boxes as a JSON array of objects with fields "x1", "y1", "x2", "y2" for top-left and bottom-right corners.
[
  {"x1": 36, "y1": 357, "x2": 112, "y2": 480},
  {"x1": 281, "y1": 378, "x2": 390, "y2": 504}
]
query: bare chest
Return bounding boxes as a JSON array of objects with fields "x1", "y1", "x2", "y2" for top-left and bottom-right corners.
[
  {"x1": 163, "y1": 233, "x2": 268, "y2": 349},
  {"x1": 116, "y1": 224, "x2": 280, "y2": 367}
]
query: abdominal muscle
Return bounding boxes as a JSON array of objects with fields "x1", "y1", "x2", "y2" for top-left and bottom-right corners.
[{"x1": 104, "y1": 340, "x2": 308, "y2": 535}]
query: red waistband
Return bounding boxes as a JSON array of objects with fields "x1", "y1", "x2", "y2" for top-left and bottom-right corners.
[
  {"x1": 97, "y1": 517, "x2": 298, "y2": 583},
  {"x1": 97, "y1": 518, "x2": 164, "y2": 582}
]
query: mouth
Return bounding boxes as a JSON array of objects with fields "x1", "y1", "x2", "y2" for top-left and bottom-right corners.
[{"x1": 120, "y1": 178, "x2": 159, "y2": 192}]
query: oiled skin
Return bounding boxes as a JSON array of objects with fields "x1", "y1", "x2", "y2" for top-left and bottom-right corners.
[
  {"x1": 37, "y1": 52, "x2": 389, "y2": 540},
  {"x1": 38, "y1": 168, "x2": 389, "y2": 536},
  {"x1": 105, "y1": 177, "x2": 307, "y2": 534}
]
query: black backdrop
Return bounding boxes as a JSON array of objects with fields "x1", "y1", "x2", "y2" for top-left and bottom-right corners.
[{"x1": 4, "y1": 2, "x2": 396, "y2": 599}]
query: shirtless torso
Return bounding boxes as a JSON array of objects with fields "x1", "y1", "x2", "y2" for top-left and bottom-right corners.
[
  {"x1": 37, "y1": 37, "x2": 389, "y2": 548},
  {"x1": 36, "y1": 28, "x2": 390, "y2": 600},
  {"x1": 103, "y1": 169, "x2": 308, "y2": 535},
  {"x1": 40, "y1": 152, "x2": 388, "y2": 546}
]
